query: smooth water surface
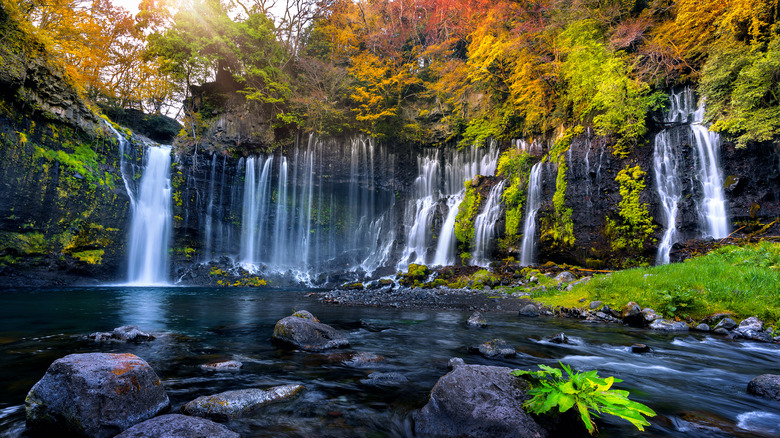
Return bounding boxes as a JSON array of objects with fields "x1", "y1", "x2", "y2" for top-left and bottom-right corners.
[{"x1": 1, "y1": 287, "x2": 779, "y2": 437}]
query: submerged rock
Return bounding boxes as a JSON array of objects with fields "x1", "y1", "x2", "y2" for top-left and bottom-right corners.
[
  {"x1": 414, "y1": 362, "x2": 546, "y2": 437},
  {"x1": 88, "y1": 325, "x2": 154, "y2": 342},
  {"x1": 467, "y1": 311, "x2": 487, "y2": 328},
  {"x1": 747, "y1": 374, "x2": 780, "y2": 401},
  {"x1": 114, "y1": 414, "x2": 239, "y2": 438},
  {"x1": 272, "y1": 310, "x2": 349, "y2": 351},
  {"x1": 631, "y1": 343, "x2": 651, "y2": 353},
  {"x1": 25, "y1": 353, "x2": 169, "y2": 438},
  {"x1": 468, "y1": 339, "x2": 516, "y2": 359},
  {"x1": 200, "y1": 360, "x2": 242, "y2": 371},
  {"x1": 547, "y1": 333, "x2": 569, "y2": 344},
  {"x1": 182, "y1": 385, "x2": 304, "y2": 420},
  {"x1": 360, "y1": 372, "x2": 409, "y2": 387}
]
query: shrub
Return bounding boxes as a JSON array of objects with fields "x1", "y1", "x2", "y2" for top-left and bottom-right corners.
[{"x1": 513, "y1": 362, "x2": 656, "y2": 436}]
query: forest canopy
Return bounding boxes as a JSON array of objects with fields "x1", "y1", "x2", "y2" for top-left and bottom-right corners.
[{"x1": 2, "y1": 0, "x2": 779, "y2": 151}]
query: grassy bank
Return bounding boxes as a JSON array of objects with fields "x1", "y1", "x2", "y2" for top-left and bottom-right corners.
[{"x1": 529, "y1": 242, "x2": 780, "y2": 326}]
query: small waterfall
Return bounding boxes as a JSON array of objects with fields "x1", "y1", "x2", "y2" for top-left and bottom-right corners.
[
  {"x1": 692, "y1": 104, "x2": 729, "y2": 238},
  {"x1": 654, "y1": 89, "x2": 729, "y2": 263},
  {"x1": 202, "y1": 154, "x2": 218, "y2": 261},
  {"x1": 472, "y1": 180, "x2": 506, "y2": 266},
  {"x1": 400, "y1": 141, "x2": 500, "y2": 268},
  {"x1": 654, "y1": 130, "x2": 682, "y2": 264},
  {"x1": 520, "y1": 162, "x2": 544, "y2": 266},
  {"x1": 240, "y1": 156, "x2": 273, "y2": 265},
  {"x1": 126, "y1": 146, "x2": 173, "y2": 285}
]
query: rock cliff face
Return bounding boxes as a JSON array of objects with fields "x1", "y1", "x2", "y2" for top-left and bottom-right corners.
[{"x1": 0, "y1": 10, "x2": 128, "y2": 285}]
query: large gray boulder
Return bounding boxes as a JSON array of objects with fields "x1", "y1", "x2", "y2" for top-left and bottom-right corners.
[
  {"x1": 272, "y1": 310, "x2": 349, "y2": 351},
  {"x1": 114, "y1": 414, "x2": 239, "y2": 438},
  {"x1": 747, "y1": 374, "x2": 780, "y2": 401},
  {"x1": 414, "y1": 362, "x2": 546, "y2": 437},
  {"x1": 182, "y1": 384, "x2": 304, "y2": 420},
  {"x1": 25, "y1": 353, "x2": 170, "y2": 437}
]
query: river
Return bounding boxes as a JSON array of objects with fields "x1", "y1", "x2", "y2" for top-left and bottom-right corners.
[{"x1": 1, "y1": 287, "x2": 778, "y2": 437}]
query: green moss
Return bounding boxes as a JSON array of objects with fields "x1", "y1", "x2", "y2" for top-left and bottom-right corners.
[
  {"x1": 0, "y1": 231, "x2": 50, "y2": 255},
  {"x1": 471, "y1": 269, "x2": 499, "y2": 289},
  {"x1": 540, "y1": 128, "x2": 579, "y2": 249},
  {"x1": 71, "y1": 249, "x2": 104, "y2": 264},
  {"x1": 497, "y1": 148, "x2": 532, "y2": 244},
  {"x1": 606, "y1": 165, "x2": 656, "y2": 251},
  {"x1": 454, "y1": 179, "x2": 482, "y2": 252},
  {"x1": 398, "y1": 263, "x2": 430, "y2": 287}
]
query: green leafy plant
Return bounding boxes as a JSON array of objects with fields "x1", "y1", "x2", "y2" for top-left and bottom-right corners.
[
  {"x1": 660, "y1": 286, "x2": 698, "y2": 318},
  {"x1": 512, "y1": 362, "x2": 655, "y2": 436}
]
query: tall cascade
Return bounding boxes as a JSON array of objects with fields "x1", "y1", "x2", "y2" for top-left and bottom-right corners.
[
  {"x1": 520, "y1": 161, "x2": 544, "y2": 266},
  {"x1": 126, "y1": 145, "x2": 173, "y2": 285},
  {"x1": 238, "y1": 136, "x2": 395, "y2": 280},
  {"x1": 472, "y1": 180, "x2": 506, "y2": 266},
  {"x1": 399, "y1": 141, "x2": 499, "y2": 268},
  {"x1": 654, "y1": 89, "x2": 729, "y2": 264}
]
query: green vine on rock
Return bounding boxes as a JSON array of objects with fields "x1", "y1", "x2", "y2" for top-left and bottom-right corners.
[
  {"x1": 497, "y1": 148, "x2": 532, "y2": 246},
  {"x1": 606, "y1": 165, "x2": 656, "y2": 251},
  {"x1": 454, "y1": 179, "x2": 482, "y2": 259},
  {"x1": 540, "y1": 127, "x2": 581, "y2": 249},
  {"x1": 512, "y1": 362, "x2": 656, "y2": 436}
]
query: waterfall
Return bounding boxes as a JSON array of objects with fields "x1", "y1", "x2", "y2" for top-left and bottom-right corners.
[
  {"x1": 472, "y1": 180, "x2": 506, "y2": 266},
  {"x1": 126, "y1": 146, "x2": 173, "y2": 285},
  {"x1": 203, "y1": 154, "x2": 217, "y2": 261},
  {"x1": 400, "y1": 141, "x2": 500, "y2": 268},
  {"x1": 520, "y1": 162, "x2": 543, "y2": 266},
  {"x1": 654, "y1": 130, "x2": 682, "y2": 264},
  {"x1": 692, "y1": 103, "x2": 729, "y2": 238},
  {"x1": 654, "y1": 89, "x2": 729, "y2": 263},
  {"x1": 431, "y1": 195, "x2": 462, "y2": 266},
  {"x1": 236, "y1": 136, "x2": 396, "y2": 279}
]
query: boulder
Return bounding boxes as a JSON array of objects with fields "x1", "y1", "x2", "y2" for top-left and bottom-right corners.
[
  {"x1": 649, "y1": 319, "x2": 689, "y2": 332},
  {"x1": 114, "y1": 414, "x2": 239, "y2": 438},
  {"x1": 554, "y1": 271, "x2": 576, "y2": 283},
  {"x1": 747, "y1": 374, "x2": 780, "y2": 401},
  {"x1": 468, "y1": 339, "x2": 516, "y2": 359},
  {"x1": 200, "y1": 360, "x2": 242, "y2": 371},
  {"x1": 695, "y1": 323, "x2": 710, "y2": 332},
  {"x1": 467, "y1": 311, "x2": 488, "y2": 328},
  {"x1": 25, "y1": 353, "x2": 170, "y2": 438},
  {"x1": 739, "y1": 317, "x2": 764, "y2": 331},
  {"x1": 182, "y1": 385, "x2": 304, "y2": 420},
  {"x1": 714, "y1": 317, "x2": 737, "y2": 331},
  {"x1": 518, "y1": 304, "x2": 540, "y2": 317},
  {"x1": 631, "y1": 344, "x2": 651, "y2": 353},
  {"x1": 88, "y1": 325, "x2": 154, "y2": 342},
  {"x1": 272, "y1": 310, "x2": 349, "y2": 351},
  {"x1": 360, "y1": 372, "x2": 409, "y2": 387},
  {"x1": 621, "y1": 302, "x2": 644, "y2": 327},
  {"x1": 642, "y1": 308, "x2": 661, "y2": 324},
  {"x1": 414, "y1": 362, "x2": 546, "y2": 437},
  {"x1": 588, "y1": 300, "x2": 603, "y2": 310}
]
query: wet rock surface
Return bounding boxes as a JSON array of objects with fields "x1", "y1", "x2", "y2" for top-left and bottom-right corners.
[
  {"x1": 88, "y1": 325, "x2": 155, "y2": 342},
  {"x1": 272, "y1": 310, "x2": 349, "y2": 351},
  {"x1": 467, "y1": 310, "x2": 488, "y2": 328},
  {"x1": 359, "y1": 372, "x2": 409, "y2": 387},
  {"x1": 747, "y1": 374, "x2": 780, "y2": 401},
  {"x1": 182, "y1": 384, "x2": 305, "y2": 420},
  {"x1": 25, "y1": 353, "x2": 169, "y2": 438},
  {"x1": 468, "y1": 338, "x2": 516, "y2": 359},
  {"x1": 200, "y1": 360, "x2": 243, "y2": 371},
  {"x1": 114, "y1": 414, "x2": 239, "y2": 438},
  {"x1": 414, "y1": 362, "x2": 546, "y2": 437}
]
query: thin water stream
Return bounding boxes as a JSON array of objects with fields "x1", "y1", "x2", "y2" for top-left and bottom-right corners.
[{"x1": 1, "y1": 287, "x2": 778, "y2": 437}]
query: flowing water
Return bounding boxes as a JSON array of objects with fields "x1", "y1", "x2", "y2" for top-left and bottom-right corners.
[
  {"x1": 654, "y1": 90, "x2": 729, "y2": 264},
  {"x1": 520, "y1": 162, "x2": 544, "y2": 266},
  {"x1": 472, "y1": 180, "x2": 506, "y2": 267},
  {"x1": 126, "y1": 146, "x2": 173, "y2": 285},
  {"x1": 1, "y1": 287, "x2": 779, "y2": 437}
]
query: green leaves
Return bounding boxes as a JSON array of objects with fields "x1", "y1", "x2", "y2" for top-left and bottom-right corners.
[{"x1": 512, "y1": 362, "x2": 656, "y2": 436}]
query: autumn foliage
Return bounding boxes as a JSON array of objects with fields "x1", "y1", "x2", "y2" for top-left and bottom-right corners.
[{"x1": 2, "y1": 0, "x2": 779, "y2": 149}]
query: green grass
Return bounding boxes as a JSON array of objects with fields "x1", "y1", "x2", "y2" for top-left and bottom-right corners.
[{"x1": 532, "y1": 242, "x2": 780, "y2": 325}]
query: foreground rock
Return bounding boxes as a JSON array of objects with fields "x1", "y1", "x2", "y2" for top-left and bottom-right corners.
[
  {"x1": 414, "y1": 361, "x2": 546, "y2": 437},
  {"x1": 114, "y1": 414, "x2": 239, "y2": 438},
  {"x1": 26, "y1": 353, "x2": 169, "y2": 437},
  {"x1": 747, "y1": 374, "x2": 780, "y2": 401},
  {"x1": 468, "y1": 339, "x2": 516, "y2": 359},
  {"x1": 88, "y1": 325, "x2": 155, "y2": 342},
  {"x1": 467, "y1": 311, "x2": 487, "y2": 328},
  {"x1": 272, "y1": 310, "x2": 349, "y2": 351},
  {"x1": 182, "y1": 385, "x2": 304, "y2": 420}
]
